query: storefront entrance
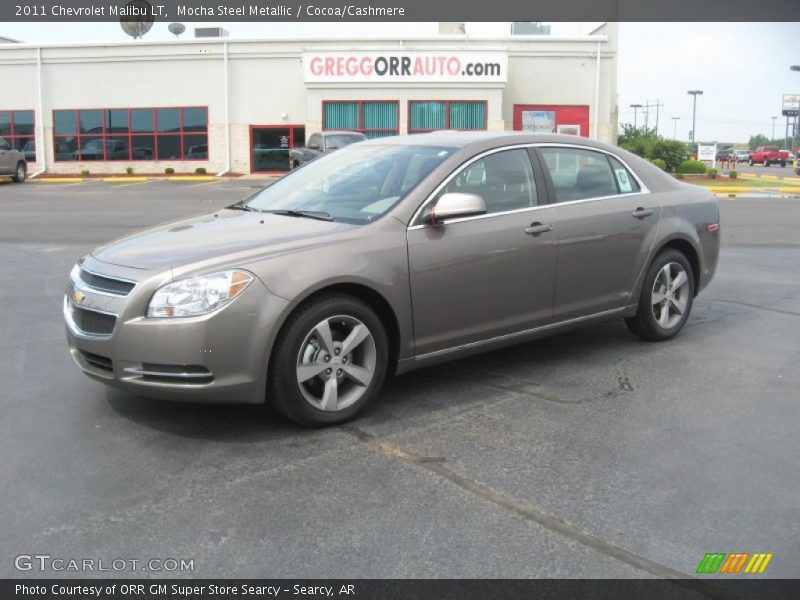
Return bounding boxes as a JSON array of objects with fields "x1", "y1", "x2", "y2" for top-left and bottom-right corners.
[{"x1": 250, "y1": 125, "x2": 306, "y2": 173}]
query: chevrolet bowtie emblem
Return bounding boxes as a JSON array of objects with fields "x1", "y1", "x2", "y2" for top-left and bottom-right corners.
[{"x1": 73, "y1": 290, "x2": 85, "y2": 304}]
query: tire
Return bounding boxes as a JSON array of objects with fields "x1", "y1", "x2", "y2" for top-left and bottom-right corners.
[
  {"x1": 268, "y1": 293, "x2": 389, "y2": 427},
  {"x1": 763, "y1": 160, "x2": 770, "y2": 167},
  {"x1": 748, "y1": 159, "x2": 754, "y2": 166},
  {"x1": 12, "y1": 161, "x2": 26, "y2": 183},
  {"x1": 780, "y1": 161, "x2": 786, "y2": 168},
  {"x1": 625, "y1": 249, "x2": 695, "y2": 342}
]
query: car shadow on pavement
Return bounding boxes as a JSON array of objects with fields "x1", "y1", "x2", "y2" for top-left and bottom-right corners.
[{"x1": 103, "y1": 319, "x2": 642, "y2": 441}]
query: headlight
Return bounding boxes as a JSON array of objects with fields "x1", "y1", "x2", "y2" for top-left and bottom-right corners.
[{"x1": 147, "y1": 270, "x2": 254, "y2": 318}]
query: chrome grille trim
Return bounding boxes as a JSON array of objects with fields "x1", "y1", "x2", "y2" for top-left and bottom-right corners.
[
  {"x1": 75, "y1": 265, "x2": 137, "y2": 297},
  {"x1": 63, "y1": 296, "x2": 117, "y2": 338}
]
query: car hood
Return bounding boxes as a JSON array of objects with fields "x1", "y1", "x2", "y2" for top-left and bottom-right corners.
[{"x1": 91, "y1": 209, "x2": 355, "y2": 270}]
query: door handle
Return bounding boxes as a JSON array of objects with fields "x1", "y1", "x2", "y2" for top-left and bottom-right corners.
[
  {"x1": 524, "y1": 222, "x2": 554, "y2": 235},
  {"x1": 632, "y1": 207, "x2": 654, "y2": 219}
]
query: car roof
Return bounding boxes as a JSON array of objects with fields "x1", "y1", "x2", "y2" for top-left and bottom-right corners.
[
  {"x1": 321, "y1": 131, "x2": 366, "y2": 136},
  {"x1": 362, "y1": 131, "x2": 621, "y2": 152}
]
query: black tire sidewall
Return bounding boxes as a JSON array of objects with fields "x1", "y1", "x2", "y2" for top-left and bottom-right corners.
[
  {"x1": 269, "y1": 295, "x2": 389, "y2": 427},
  {"x1": 14, "y1": 162, "x2": 26, "y2": 183},
  {"x1": 636, "y1": 249, "x2": 695, "y2": 341}
]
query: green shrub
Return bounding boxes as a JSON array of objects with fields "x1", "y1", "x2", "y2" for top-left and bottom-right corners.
[
  {"x1": 728, "y1": 170, "x2": 738, "y2": 179},
  {"x1": 125, "y1": 166, "x2": 134, "y2": 175},
  {"x1": 676, "y1": 160, "x2": 707, "y2": 175},
  {"x1": 651, "y1": 158, "x2": 667, "y2": 171},
  {"x1": 707, "y1": 168, "x2": 718, "y2": 179},
  {"x1": 164, "y1": 167, "x2": 175, "y2": 175},
  {"x1": 675, "y1": 173, "x2": 684, "y2": 180},
  {"x1": 195, "y1": 167, "x2": 207, "y2": 175},
  {"x1": 80, "y1": 169, "x2": 90, "y2": 177}
]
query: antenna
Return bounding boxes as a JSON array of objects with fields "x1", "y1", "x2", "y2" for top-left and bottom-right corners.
[
  {"x1": 120, "y1": 0, "x2": 155, "y2": 40},
  {"x1": 168, "y1": 23, "x2": 186, "y2": 38}
]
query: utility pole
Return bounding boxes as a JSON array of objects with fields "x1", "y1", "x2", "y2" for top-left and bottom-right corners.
[
  {"x1": 687, "y1": 90, "x2": 703, "y2": 146},
  {"x1": 630, "y1": 104, "x2": 642, "y2": 129},
  {"x1": 771, "y1": 116, "x2": 777, "y2": 142},
  {"x1": 671, "y1": 116, "x2": 680, "y2": 140}
]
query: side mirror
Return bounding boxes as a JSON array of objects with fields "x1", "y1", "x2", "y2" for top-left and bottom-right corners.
[{"x1": 429, "y1": 193, "x2": 487, "y2": 223}]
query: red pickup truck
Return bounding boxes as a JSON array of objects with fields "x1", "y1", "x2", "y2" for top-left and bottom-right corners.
[{"x1": 748, "y1": 146, "x2": 790, "y2": 167}]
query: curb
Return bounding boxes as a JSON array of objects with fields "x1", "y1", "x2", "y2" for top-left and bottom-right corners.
[
  {"x1": 29, "y1": 176, "x2": 217, "y2": 183},
  {"x1": 34, "y1": 177, "x2": 84, "y2": 183}
]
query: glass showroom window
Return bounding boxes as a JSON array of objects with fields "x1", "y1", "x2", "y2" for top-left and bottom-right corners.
[
  {"x1": 322, "y1": 101, "x2": 399, "y2": 139},
  {"x1": 408, "y1": 101, "x2": 487, "y2": 133},
  {"x1": 53, "y1": 107, "x2": 208, "y2": 161},
  {"x1": 0, "y1": 110, "x2": 36, "y2": 161}
]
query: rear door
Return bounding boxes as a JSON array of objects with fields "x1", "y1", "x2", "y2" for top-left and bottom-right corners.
[
  {"x1": 536, "y1": 145, "x2": 661, "y2": 321},
  {"x1": 407, "y1": 147, "x2": 558, "y2": 356},
  {"x1": 0, "y1": 137, "x2": 12, "y2": 174}
]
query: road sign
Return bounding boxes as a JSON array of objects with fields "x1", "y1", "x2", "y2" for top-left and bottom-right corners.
[{"x1": 782, "y1": 93, "x2": 799, "y2": 117}]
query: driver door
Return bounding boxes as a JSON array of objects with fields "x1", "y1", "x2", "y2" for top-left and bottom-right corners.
[{"x1": 407, "y1": 147, "x2": 558, "y2": 356}]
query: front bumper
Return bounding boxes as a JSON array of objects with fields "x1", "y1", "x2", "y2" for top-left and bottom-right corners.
[{"x1": 64, "y1": 257, "x2": 289, "y2": 405}]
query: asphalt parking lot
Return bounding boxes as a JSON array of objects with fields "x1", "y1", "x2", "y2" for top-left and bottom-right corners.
[{"x1": 1, "y1": 179, "x2": 799, "y2": 586}]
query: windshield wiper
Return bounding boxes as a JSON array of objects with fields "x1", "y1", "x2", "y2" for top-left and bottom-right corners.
[
  {"x1": 227, "y1": 202, "x2": 260, "y2": 212},
  {"x1": 263, "y1": 209, "x2": 334, "y2": 222}
]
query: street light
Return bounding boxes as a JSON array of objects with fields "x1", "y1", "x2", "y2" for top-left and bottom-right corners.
[
  {"x1": 630, "y1": 104, "x2": 642, "y2": 129},
  {"x1": 790, "y1": 65, "x2": 800, "y2": 71},
  {"x1": 671, "y1": 116, "x2": 680, "y2": 140},
  {"x1": 687, "y1": 90, "x2": 703, "y2": 146},
  {"x1": 790, "y1": 66, "x2": 800, "y2": 153}
]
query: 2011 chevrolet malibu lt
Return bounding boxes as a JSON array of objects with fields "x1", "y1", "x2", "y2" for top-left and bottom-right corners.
[{"x1": 64, "y1": 132, "x2": 719, "y2": 426}]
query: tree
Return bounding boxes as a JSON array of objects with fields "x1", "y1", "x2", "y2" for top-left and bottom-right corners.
[{"x1": 618, "y1": 124, "x2": 688, "y2": 171}]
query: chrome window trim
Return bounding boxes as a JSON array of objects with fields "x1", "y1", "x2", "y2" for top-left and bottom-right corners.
[
  {"x1": 63, "y1": 296, "x2": 117, "y2": 339},
  {"x1": 407, "y1": 142, "x2": 651, "y2": 230},
  {"x1": 72, "y1": 264, "x2": 138, "y2": 298}
]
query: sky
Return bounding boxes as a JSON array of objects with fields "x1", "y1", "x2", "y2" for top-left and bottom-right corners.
[{"x1": 2, "y1": 21, "x2": 799, "y2": 144}]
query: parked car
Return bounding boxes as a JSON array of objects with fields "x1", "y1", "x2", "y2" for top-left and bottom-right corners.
[
  {"x1": 64, "y1": 132, "x2": 720, "y2": 426},
  {"x1": 748, "y1": 146, "x2": 790, "y2": 167},
  {"x1": 186, "y1": 144, "x2": 208, "y2": 159},
  {"x1": 289, "y1": 131, "x2": 367, "y2": 168},
  {"x1": 75, "y1": 139, "x2": 130, "y2": 161},
  {"x1": 21, "y1": 139, "x2": 37, "y2": 162},
  {"x1": 715, "y1": 149, "x2": 735, "y2": 161},
  {"x1": 0, "y1": 136, "x2": 27, "y2": 182},
  {"x1": 734, "y1": 150, "x2": 750, "y2": 163}
]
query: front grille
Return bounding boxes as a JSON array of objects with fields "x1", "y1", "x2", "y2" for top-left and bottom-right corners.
[
  {"x1": 78, "y1": 268, "x2": 135, "y2": 296},
  {"x1": 79, "y1": 351, "x2": 113, "y2": 372},
  {"x1": 71, "y1": 306, "x2": 117, "y2": 336}
]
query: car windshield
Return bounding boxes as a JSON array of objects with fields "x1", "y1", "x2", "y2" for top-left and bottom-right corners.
[
  {"x1": 325, "y1": 134, "x2": 365, "y2": 149},
  {"x1": 245, "y1": 144, "x2": 454, "y2": 224}
]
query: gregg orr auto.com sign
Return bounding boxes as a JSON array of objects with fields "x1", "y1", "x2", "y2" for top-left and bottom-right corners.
[{"x1": 303, "y1": 51, "x2": 508, "y2": 83}]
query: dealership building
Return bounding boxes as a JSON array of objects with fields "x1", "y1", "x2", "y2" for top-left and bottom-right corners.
[{"x1": 0, "y1": 24, "x2": 618, "y2": 175}]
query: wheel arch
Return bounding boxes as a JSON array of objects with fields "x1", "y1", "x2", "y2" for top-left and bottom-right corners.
[
  {"x1": 652, "y1": 235, "x2": 702, "y2": 296},
  {"x1": 267, "y1": 281, "x2": 403, "y2": 378}
]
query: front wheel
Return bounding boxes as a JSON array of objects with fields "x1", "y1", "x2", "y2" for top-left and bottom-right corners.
[
  {"x1": 780, "y1": 161, "x2": 786, "y2": 168},
  {"x1": 268, "y1": 294, "x2": 389, "y2": 427},
  {"x1": 12, "y1": 162, "x2": 26, "y2": 183},
  {"x1": 625, "y1": 249, "x2": 695, "y2": 341},
  {"x1": 748, "y1": 159, "x2": 754, "y2": 166}
]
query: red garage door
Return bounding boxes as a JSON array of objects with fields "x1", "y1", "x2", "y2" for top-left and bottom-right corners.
[{"x1": 513, "y1": 105, "x2": 590, "y2": 137}]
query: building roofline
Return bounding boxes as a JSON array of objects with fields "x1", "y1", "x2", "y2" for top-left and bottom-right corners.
[{"x1": 0, "y1": 33, "x2": 609, "y2": 52}]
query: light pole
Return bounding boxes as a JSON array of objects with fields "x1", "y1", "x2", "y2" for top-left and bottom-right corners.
[
  {"x1": 687, "y1": 90, "x2": 703, "y2": 147},
  {"x1": 771, "y1": 116, "x2": 777, "y2": 142},
  {"x1": 790, "y1": 66, "x2": 800, "y2": 153},
  {"x1": 630, "y1": 104, "x2": 642, "y2": 129},
  {"x1": 671, "y1": 116, "x2": 680, "y2": 140}
]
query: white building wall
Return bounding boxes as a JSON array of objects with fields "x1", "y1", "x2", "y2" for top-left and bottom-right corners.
[{"x1": 0, "y1": 32, "x2": 618, "y2": 175}]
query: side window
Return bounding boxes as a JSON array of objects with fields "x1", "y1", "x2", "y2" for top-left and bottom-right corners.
[
  {"x1": 435, "y1": 148, "x2": 538, "y2": 216},
  {"x1": 608, "y1": 155, "x2": 641, "y2": 194},
  {"x1": 539, "y1": 147, "x2": 619, "y2": 203}
]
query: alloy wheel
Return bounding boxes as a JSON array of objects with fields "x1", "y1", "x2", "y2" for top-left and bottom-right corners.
[
  {"x1": 295, "y1": 315, "x2": 377, "y2": 412},
  {"x1": 650, "y1": 262, "x2": 689, "y2": 330}
]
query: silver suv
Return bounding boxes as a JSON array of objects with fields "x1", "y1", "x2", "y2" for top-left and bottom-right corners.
[
  {"x1": 64, "y1": 132, "x2": 720, "y2": 426},
  {"x1": 0, "y1": 136, "x2": 27, "y2": 182}
]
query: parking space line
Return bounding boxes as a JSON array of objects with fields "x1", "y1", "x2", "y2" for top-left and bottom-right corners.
[
  {"x1": 189, "y1": 179, "x2": 222, "y2": 188},
  {"x1": 341, "y1": 426, "x2": 737, "y2": 596},
  {"x1": 111, "y1": 180, "x2": 151, "y2": 189}
]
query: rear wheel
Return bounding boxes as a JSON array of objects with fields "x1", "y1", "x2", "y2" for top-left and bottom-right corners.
[
  {"x1": 748, "y1": 159, "x2": 754, "y2": 166},
  {"x1": 625, "y1": 249, "x2": 695, "y2": 341},
  {"x1": 268, "y1": 294, "x2": 389, "y2": 427},
  {"x1": 780, "y1": 161, "x2": 786, "y2": 168},
  {"x1": 12, "y1": 162, "x2": 26, "y2": 183}
]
